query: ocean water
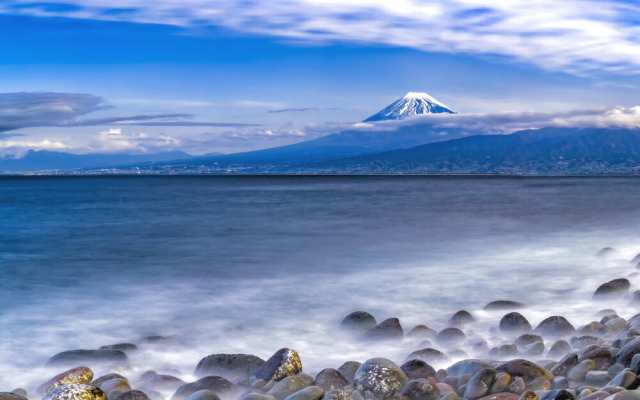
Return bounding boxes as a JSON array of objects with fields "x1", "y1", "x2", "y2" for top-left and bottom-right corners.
[{"x1": 1, "y1": 176, "x2": 640, "y2": 392}]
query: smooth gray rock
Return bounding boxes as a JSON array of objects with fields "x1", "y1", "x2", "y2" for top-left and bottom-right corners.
[
  {"x1": 400, "y1": 379, "x2": 440, "y2": 400},
  {"x1": 594, "y1": 279, "x2": 630, "y2": 299},
  {"x1": 401, "y1": 359, "x2": 436, "y2": 380},
  {"x1": 195, "y1": 354, "x2": 265, "y2": 381},
  {"x1": 267, "y1": 374, "x2": 314, "y2": 400},
  {"x1": 171, "y1": 377, "x2": 234, "y2": 400},
  {"x1": 363, "y1": 318, "x2": 403, "y2": 341},
  {"x1": 252, "y1": 349, "x2": 302, "y2": 383},
  {"x1": 283, "y1": 386, "x2": 323, "y2": 400},
  {"x1": 337, "y1": 362, "x2": 360, "y2": 383},
  {"x1": 341, "y1": 312, "x2": 377, "y2": 332},
  {"x1": 47, "y1": 350, "x2": 128, "y2": 367},
  {"x1": 535, "y1": 317, "x2": 575, "y2": 338},
  {"x1": 500, "y1": 313, "x2": 532, "y2": 335},
  {"x1": 353, "y1": 358, "x2": 407, "y2": 399},
  {"x1": 464, "y1": 369, "x2": 496, "y2": 400},
  {"x1": 314, "y1": 369, "x2": 347, "y2": 392}
]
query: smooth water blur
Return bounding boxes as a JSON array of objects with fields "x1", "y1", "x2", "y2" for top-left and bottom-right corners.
[{"x1": 1, "y1": 176, "x2": 640, "y2": 391}]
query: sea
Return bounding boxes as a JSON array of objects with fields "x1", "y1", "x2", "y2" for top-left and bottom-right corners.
[{"x1": 1, "y1": 176, "x2": 639, "y2": 391}]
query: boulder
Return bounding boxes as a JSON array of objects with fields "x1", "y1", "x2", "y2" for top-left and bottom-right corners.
[
  {"x1": 437, "y1": 328, "x2": 466, "y2": 346},
  {"x1": 407, "y1": 348, "x2": 448, "y2": 364},
  {"x1": 0, "y1": 394, "x2": 27, "y2": 400},
  {"x1": 450, "y1": 310, "x2": 475, "y2": 326},
  {"x1": 47, "y1": 350, "x2": 128, "y2": 367},
  {"x1": 616, "y1": 337, "x2": 640, "y2": 365},
  {"x1": 594, "y1": 279, "x2": 631, "y2": 299},
  {"x1": 401, "y1": 359, "x2": 436, "y2": 380},
  {"x1": 99, "y1": 344, "x2": 138, "y2": 352},
  {"x1": 340, "y1": 312, "x2": 377, "y2": 332},
  {"x1": 184, "y1": 390, "x2": 220, "y2": 400},
  {"x1": 337, "y1": 361, "x2": 360, "y2": 383},
  {"x1": 282, "y1": 386, "x2": 323, "y2": 400},
  {"x1": 266, "y1": 374, "x2": 314, "y2": 400},
  {"x1": 496, "y1": 359, "x2": 553, "y2": 383},
  {"x1": 567, "y1": 360, "x2": 596, "y2": 382},
  {"x1": 535, "y1": 317, "x2": 576, "y2": 338},
  {"x1": 447, "y1": 360, "x2": 495, "y2": 377},
  {"x1": 353, "y1": 358, "x2": 407, "y2": 399},
  {"x1": 550, "y1": 353, "x2": 579, "y2": 377},
  {"x1": 39, "y1": 367, "x2": 94, "y2": 394},
  {"x1": 171, "y1": 377, "x2": 234, "y2": 400},
  {"x1": 313, "y1": 369, "x2": 347, "y2": 391},
  {"x1": 113, "y1": 391, "x2": 150, "y2": 400},
  {"x1": 464, "y1": 368, "x2": 497, "y2": 400},
  {"x1": 43, "y1": 384, "x2": 106, "y2": 400},
  {"x1": 194, "y1": 354, "x2": 265, "y2": 381},
  {"x1": 548, "y1": 341, "x2": 571, "y2": 359},
  {"x1": 477, "y1": 393, "x2": 519, "y2": 400},
  {"x1": 484, "y1": 301, "x2": 525, "y2": 311},
  {"x1": 363, "y1": 318, "x2": 403, "y2": 341},
  {"x1": 252, "y1": 349, "x2": 302, "y2": 383},
  {"x1": 400, "y1": 378, "x2": 440, "y2": 400},
  {"x1": 606, "y1": 369, "x2": 638, "y2": 389},
  {"x1": 408, "y1": 325, "x2": 437, "y2": 339},
  {"x1": 138, "y1": 371, "x2": 184, "y2": 392},
  {"x1": 500, "y1": 313, "x2": 532, "y2": 335}
]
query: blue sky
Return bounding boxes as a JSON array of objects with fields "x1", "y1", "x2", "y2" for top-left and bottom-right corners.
[{"x1": 1, "y1": 1, "x2": 639, "y2": 155}]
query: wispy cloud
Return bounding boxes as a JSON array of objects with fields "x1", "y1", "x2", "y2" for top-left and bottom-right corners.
[
  {"x1": 0, "y1": 92, "x2": 261, "y2": 132},
  {"x1": 268, "y1": 107, "x2": 340, "y2": 114},
  {"x1": 0, "y1": 92, "x2": 107, "y2": 132},
  {"x1": 2, "y1": 1, "x2": 640, "y2": 75}
]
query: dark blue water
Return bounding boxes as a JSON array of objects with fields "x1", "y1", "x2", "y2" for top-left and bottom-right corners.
[{"x1": 1, "y1": 176, "x2": 639, "y2": 390}]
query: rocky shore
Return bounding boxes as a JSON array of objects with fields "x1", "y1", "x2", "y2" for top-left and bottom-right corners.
[{"x1": 4, "y1": 250, "x2": 640, "y2": 400}]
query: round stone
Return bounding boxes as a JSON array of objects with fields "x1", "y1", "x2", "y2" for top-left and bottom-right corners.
[{"x1": 353, "y1": 358, "x2": 407, "y2": 399}]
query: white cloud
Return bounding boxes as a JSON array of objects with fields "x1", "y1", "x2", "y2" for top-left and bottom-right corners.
[
  {"x1": 2, "y1": 1, "x2": 640, "y2": 75},
  {"x1": 92, "y1": 127, "x2": 181, "y2": 152}
]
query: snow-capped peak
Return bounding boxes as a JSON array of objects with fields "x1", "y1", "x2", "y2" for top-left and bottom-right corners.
[{"x1": 364, "y1": 91, "x2": 455, "y2": 122}]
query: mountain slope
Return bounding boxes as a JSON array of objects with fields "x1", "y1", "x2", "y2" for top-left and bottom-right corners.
[
  {"x1": 309, "y1": 128, "x2": 640, "y2": 174},
  {"x1": 154, "y1": 122, "x2": 473, "y2": 169},
  {"x1": 364, "y1": 92, "x2": 455, "y2": 122},
  {"x1": 0, "y1": 150, "x2": 192, "y2": 172}
]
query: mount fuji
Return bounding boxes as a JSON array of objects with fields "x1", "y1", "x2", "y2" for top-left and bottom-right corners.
[{"x1": 364, "y1": 91, "x2": 455, "y2": 122}]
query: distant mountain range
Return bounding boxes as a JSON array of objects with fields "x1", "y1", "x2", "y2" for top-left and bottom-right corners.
[
  {"x1": 3, "y1": 91, "x2": 640, "y2": 175},
  {"x1": 306, "y1": 127, "x2": 640, "y2": 175},
  {"x1": 0, "y1": 150, "x2": 191, "y2": 172}
]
